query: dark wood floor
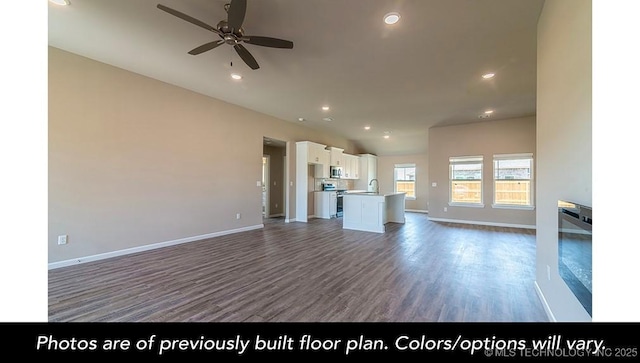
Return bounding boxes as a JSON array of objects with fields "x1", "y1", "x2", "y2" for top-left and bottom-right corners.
[{"x1": 48, "y1": 213, "x2": 548, "y2": 322}]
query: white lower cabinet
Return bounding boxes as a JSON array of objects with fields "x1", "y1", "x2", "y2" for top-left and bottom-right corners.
[{"x1": 314, "y1": 191, "x2": 337, "y2": 219}]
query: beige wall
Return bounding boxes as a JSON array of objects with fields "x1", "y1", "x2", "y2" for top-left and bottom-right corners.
[
  {"x1": 263, "y1": 145, "x2": 285, "y2": 216},
  {"x1": 49, "y1": 47, "x2": 353, "y2": 263},
  {"x1": 536, "y1": 0, "x2": 592, "y2": 321},
  {"x1": 377, "y1": 154, "x2": 429, "y2": 211},
  {"x1": 427, "y1": 116, "x2": 536, "y2": 226}
]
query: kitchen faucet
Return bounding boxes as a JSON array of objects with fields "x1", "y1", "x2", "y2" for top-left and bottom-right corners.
[{"x1": 369, "y1": 179, "x2": 379, "y2": 194}]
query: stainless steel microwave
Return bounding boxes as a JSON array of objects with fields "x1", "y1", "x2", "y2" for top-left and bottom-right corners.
[{"x1": 330, "y1": 166, "x2": 343, "y2": 178}]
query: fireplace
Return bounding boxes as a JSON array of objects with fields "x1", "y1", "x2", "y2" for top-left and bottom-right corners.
[{"x1": 558, "y1": 200, "x2": 592, "y2": 316}]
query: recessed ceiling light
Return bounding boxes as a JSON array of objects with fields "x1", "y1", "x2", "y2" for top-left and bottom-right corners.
[
  {"x1": 231, "y1": 73, "x2": 242, "y2": 80},
  {"x1": 49, "y1": 0, "x2": 70, "y2": 5},
  {"x1": 323, "y1": 117, "x2": 334, "y2": 122},
  {"x1": 297, "y1": 117, "x2": 305, "y2": 122},
  {"x1": 364, "y1": 126, "x2": 371, "y2": 130},
  {"x1": 321, "y1": 106, "x2": 330, "y2": 111},
  {"x1": 482, "y1": 73, "x2": 495, "y2": 79},
  {"x1": 484, "y1": 110, "x2": 494, "y2": 114},
  {"x1": 383, "y1": 135, "x2": 390, "y2": 139},
  {"x1": 384, "y1": 12, "x2": 400, "y2": 25}
]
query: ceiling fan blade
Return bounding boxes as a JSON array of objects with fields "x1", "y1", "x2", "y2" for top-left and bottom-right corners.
[
  {"x1": 234, "y1": 44, "x2": 259, "y2": 70},
  {"x1": 227, "y1": 0, "x2": 247, "y2": 32},
  {"x1": 243, "y1": 36, "x2": 293, "y2": 49},
  {"x1": 188, "y1": 40, "x2": 225, "y2": 55},
  {"x1": 157, "y1": 4, "x2": 221, "y2": 35}
]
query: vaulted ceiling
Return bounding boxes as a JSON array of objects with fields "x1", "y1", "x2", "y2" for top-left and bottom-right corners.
[{"x1": 49, "y1": 0, "x2": 543, "y2": 156}]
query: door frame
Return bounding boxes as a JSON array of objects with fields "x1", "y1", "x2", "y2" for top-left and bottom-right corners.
[{"x1": 262, "y1": 154, "x2": 270, "y2": 218}]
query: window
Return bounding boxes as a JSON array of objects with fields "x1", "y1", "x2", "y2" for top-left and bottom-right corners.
[
  {"x1": 449, "y1": 156, "x2": 483, "y2": 206},
  {"x1": 394, "y1": 164, "x2": 416, "y2": 199},
  {"x1": 493, "y1": 153, "x2": 534, "y2": 209}
]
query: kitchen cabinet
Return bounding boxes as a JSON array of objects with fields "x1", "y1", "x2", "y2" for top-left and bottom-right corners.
[
  {"x1": 342, "y1": 192, "x2": 406, "y2": 233},
  {"x1": 314, "y1": 191, "x2": 337, "y2": 219},
  {"x1": 355, "y1": 154, "x2": 377, "y2": 190},
  {"x1": 342, "y1": 153, "x2": 360, "y2": 179},
  {"x1": 305, "y1": 141, "x2": 328, "y2": 165},
  {"x1": 329, "y1": 147, "x2": 344, "y2": 167},
  {"x1": 314, "y1": 150, "x2": 330, "y2": 178},
  {"x1": 351, "y1": 154, "x2": 360, "y2": 179}
]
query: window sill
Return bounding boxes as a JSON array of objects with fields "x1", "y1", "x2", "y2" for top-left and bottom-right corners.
[
  {"x1": 448, "y1": 202, "x2": 485, "y2": 208},
  {"x1": 492, "y1": 204, "x2": 535, "y2": 211},
  {"x1": 405, "y1": 197, "x2": 416, "y2": 201}
]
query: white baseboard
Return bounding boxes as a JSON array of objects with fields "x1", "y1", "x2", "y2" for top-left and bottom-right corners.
[
  {"x1": 427, "y1": 217, "x2": 536, "y2": 230},
  {"x1": 48, "y1": 224, "x2": 264, "y2": 270},
  {"x1": 406, "y1": 209, "x2": 429, "y2": 214},
  {"x1": 534, "y1": 280, "x2": 556, "y2": 322},
  {"x1": 285, "y1": 218, "x2": 294, "y2": 223}
]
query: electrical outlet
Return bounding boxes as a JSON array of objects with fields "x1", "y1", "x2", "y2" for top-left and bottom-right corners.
[
  {"x1": 275, "y1": 203, "x2": 278, "y2": 209},
  {"x1": 58, "y1": 235, "x2": 68, "y2": 245},
  {"x1": 444, "y1": 207, "x2": 447, "y2": 212},
  {"x1": 256, "y1": 181, "x2": 261, "y2": 187},
  {"x1": 432, "y1": 182, "x2": 437, "y2": 187},
  {"x1": 236, "y1": 213, "x2": 241, "y2": 220},
  {"x1": 547, "y1": 265, "x2": 551, "y2": 280}
]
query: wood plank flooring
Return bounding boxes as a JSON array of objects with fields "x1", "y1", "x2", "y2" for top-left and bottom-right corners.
[{"x1": 48, "y1": 213, "x2": 548, "y2": 322}]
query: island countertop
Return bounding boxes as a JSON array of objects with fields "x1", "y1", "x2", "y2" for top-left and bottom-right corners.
[{"x1": 343, "y1": 192, "x2": 406, "y2": 197}]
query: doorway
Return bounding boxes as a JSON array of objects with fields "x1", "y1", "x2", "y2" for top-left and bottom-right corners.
[
  {"x1": 263, "y1": 137, "x2": 287, "y2": 222},
  {"x1": 262, "y1": 155, "x2": 270, "y2": 218}
]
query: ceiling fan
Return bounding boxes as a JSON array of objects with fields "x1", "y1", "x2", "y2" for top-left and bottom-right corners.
[{"x1": 157, "y1": 0, "x2": 293, "y2": 70}]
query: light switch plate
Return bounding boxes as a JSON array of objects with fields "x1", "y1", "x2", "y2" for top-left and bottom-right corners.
[
  {"x1": 257, "y1": 181, "x2": 261, "y2": 187},
  {"x1": 432, "y1": 182, "x2": 437, "y2": 187}
]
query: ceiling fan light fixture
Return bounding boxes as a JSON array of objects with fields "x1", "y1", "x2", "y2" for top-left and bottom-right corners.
[
  {"x1": 298, "y1": 117, "x2": 305, "y2": 122},
  {"x1": 484, "y1": 109, "x2": 494, "y2": 114},
  {"x1": 364, "y1": 126, "x2": 371, "y2": 130},
  {"x1": 231, "y1": 73, "x2": 243, "y2": 80},
  {"x1": 384, "y1": 12, "x2": 400, "y2": 25},
  {"x1": 323, "y1": 117, "x2": 334, "y2": 122},
  {"x1": 383, "y1": 135, "x2": 390, "y2": 139},
  {"x1": 482, "y1": 72, "x2": 495, "y2": 79},
  {"x1": 321, "y1": 106, "x2": 330, "y2": 111},
  {"x1": 49, "y1": 0, "x2": 70, "y2": 5}
]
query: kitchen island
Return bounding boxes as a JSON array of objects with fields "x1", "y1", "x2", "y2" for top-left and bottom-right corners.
[{"x1": 342, "y1": 192, "x2": 406, "y2": 233}]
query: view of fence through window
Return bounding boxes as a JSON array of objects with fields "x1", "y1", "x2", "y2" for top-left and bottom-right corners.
[
  {"x1": 395, "y1": 165, "x2": 416, "y2": 198},
  {"x1": 494, "y1": 157, "x2": 532, "y2": 206},
  {"x1": 450, "y1": 157, "x2": 483, "y2": 204}
]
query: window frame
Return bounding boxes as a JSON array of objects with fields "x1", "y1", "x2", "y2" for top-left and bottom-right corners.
[
  {"x1": 394, "y1": 163, "x2": 416, "y2": 200},
  {"x1": 492, "y1": 153, "x2": 535, "y2": 210},
  {"x1": 449, "y1": 156, "x2": 484, "y2": 207}
]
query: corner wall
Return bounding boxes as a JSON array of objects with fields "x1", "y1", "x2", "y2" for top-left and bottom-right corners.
[
  {"x1": 536, "y1": 0, "x2": 592, "y2": 321},
  {"x1": 427, "y1": 116, "x2": 537, "y2": 227}
]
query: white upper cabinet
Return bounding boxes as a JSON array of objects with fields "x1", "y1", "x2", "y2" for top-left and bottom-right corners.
[
  {"x1": 342, "y1": 154, "x2": 360, "y2": 179},
  {"x1": 329, "y1": 147, "x2": 344, "y2": 167},
  {"x1": 304, "y1": 141, "x2": 327, "y2": 164}
]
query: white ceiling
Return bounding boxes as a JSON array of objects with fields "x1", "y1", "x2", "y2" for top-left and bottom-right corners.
[{"x1": 48, "y1": 0, "x2": 543, "y2": 156}]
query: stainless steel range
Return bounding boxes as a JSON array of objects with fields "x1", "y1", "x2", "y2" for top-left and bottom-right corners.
[{"x1": 322, "y1": 182, "x2": 344, "y2": 217}]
